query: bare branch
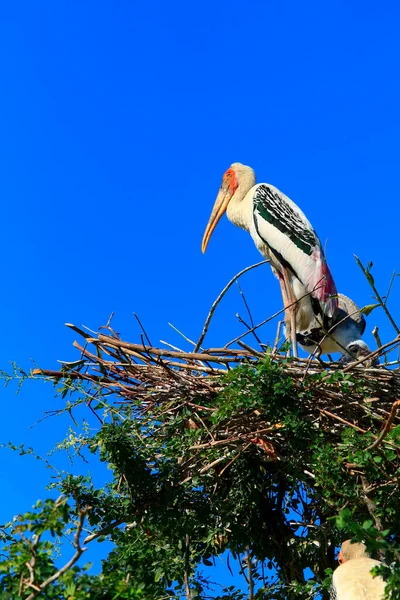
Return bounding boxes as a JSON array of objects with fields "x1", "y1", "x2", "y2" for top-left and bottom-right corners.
[
  {"x1": 83, "y1": 518, "x2": 125, "y2": 545},
  {"x1": 372, "y1": 326, "x2": 382, "y2": 349},
  {"x1": 225, "y1": 279, "x2": 326, "y2": 349},
  {"x1": 195, "y1": 260, "x2": 269, "y2": 352},
  {"x1": 247, "y1": 547, "x2": 254, "y2": 600},
  {"x1": 366, "y1": 399, "x2": 400, "y2": 451},
  {"x1": 24, "y1": 505, "x2": 91, "y2": 600},
  {"x1": 184, "y1": 534, "x2": 191, "y2": 599},
  {"x1": 355, "y1": 256, "x2": 400, "y2": 335},
  {"x1": 361, "y1": 476, "x2": 383, "y2": 532}
]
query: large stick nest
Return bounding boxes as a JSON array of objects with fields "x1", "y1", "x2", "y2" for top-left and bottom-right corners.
[{"x1": 33, "y1": 318, "x2": 400, "y2": 466}]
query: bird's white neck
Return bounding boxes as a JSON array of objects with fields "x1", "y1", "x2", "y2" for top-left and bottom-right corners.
[{"x1": 226, "y1": 169, "x2": 256, "y2": 231}]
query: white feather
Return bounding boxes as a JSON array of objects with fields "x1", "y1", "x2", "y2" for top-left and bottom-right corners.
[{"x1": 332, "y1": 558, "x2": 385, "y2": 599}]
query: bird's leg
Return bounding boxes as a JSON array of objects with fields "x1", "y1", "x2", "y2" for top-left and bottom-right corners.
[
  {"x1": 281, "y1": 268, "x2": 298, "y2": 359},
  {"x1": 276, "y1": 270, "x2": 298, "y2": 358},
  {"x1": 271, "y1": 319, "x2": 284, "y2": 358},
  {"x1": 275, "y1": 274, "x2": 291, "y2": 354}
]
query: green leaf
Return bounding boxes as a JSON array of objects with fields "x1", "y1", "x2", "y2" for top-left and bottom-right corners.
[
  {"x1": 154, "y1": 567, "x2": 164, "y2": 582},
  {"x1": 360, "y1": 303, "x2": 380, "y2": 316},
  {"x1": 354, "y1": 254, "x2": 375, "y2": 286},
  {"x1": 363, "y1": 519, "x2": 374, "y2": 530}
]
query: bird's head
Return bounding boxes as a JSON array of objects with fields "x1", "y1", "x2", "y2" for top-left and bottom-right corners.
[
  {"x1": 346, "y1": 340, "x2": 370, "y2": 354},
  {"x1": 338, "y1": 540, "x2": 369, "y2": 564},
  {"x1": 346, "y1": 340, "x2": 379, "y2": 366},
  {"x1": 201, "y1": 163, "x2": 255, "y2": 253}
]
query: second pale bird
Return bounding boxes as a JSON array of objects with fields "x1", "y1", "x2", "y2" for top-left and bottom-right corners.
[
  {"x1": 201, "y1": 162, "x2": 370, "y2": 358},
  {"x1": 330, "y1": 540, "x2": 385, "y2": 599}
]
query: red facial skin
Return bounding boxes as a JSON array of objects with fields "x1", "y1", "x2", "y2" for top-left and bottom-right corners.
[{"x1": 224, "y1": 168, "x2": 238, "y2": 194}]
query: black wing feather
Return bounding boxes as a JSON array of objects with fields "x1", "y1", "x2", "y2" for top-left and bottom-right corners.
[
  {"x1": 253, "y1": 184, "x2": 318, "y2": 257},
  {"x1": 330, "y1": 583, "x2": 337, "y2": 600}
]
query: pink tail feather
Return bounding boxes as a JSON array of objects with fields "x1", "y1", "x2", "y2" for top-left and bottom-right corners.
[{"x1": 310, "y1": 248, "x2": 338, "y2": 318}]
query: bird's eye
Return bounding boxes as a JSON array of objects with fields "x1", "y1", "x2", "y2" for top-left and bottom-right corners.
[{"x1": 225, "y1": 172, "x2": 231, "y2": 178}]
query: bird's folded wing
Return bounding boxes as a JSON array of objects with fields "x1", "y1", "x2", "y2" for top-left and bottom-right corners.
[
  {"x1": 253, "y1": 184, "x2": 318, "y2": 257},
  {"x1": 252, "y1": 184, "x2": 338, "y2": 318}
]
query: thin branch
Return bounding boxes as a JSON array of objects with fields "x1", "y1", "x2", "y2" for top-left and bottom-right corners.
[
  {"x1": 366, "y1": 399, "x2": 400, "y2": 451},
  {"x1": 302, "y1": 307, "x2": 369, "y2": 377},
  {"x1": 189, "y1": 426, "x2": 284, "y2": 450},
  {"x1": 341, "y1": 337, "x2": 400, "y2": 373},
  {"x1": 96, "y1": 336, "x2": 247, "y2": 362},
  {"x1": 355, "y1": 256, "x2": 400, "y2": 335},
  {"x1": 194, "y1": 260, "x2": 269, "y2": 352},
  {"x1": 160, "y1": 339, "x2": 185, "y2": 352},
  {"x1": 321, "y1": 410, "x2": 400, "y2": 450},
  {"x1": 372, "y1": 326, "x2": 382, "y2": 349},
  {"x1": 361, "y1": 476, "x2": 383, "y2": 532},
  {"x1": 184, "y1": 534, "x2": 191, "y2": 599},
  {"x1": 320, "y1": 410, "x2": 370, "y2": 434},
  {"x1": 133, "y1": 313, "x2": 153, "y2": 347},
  {"x1": 315, "y1": 336, "x2": 400, "y2": 387},
  {"x1": 64, "y1": 323, "x2": 93, "y2": 339},
  {"x1": 225, "y1": 305, "x2": 288, "y2": 349},
  {"x1": 237, "y1": 340, "x2": 265, "y2": 358},
  {"x1": 236, "y1": 312, "x2": 264, "y2": 349},
  {"x1": 383, "y1": 270, "x2": 397, "y2": 306},
  {"x1": 247, "y1": 547, "x2": 254, "y2": 600},
  {"x1": 83, "y1": 518, "x2": 125, "y2": 544},
  {"x1": 236, "y1": 281, "x2": 256, "y2": 328},
  {"x1": 199, "y1": 455, "x2": 231, "y2": 474},
  {"x1": 194, "y1": 411, "x2": 215, "y2": 441},
  {"x1": 25, "y1": 506, "x2": 91, "y2": 600},
  {"x1": 224, "y1": 281, "x2": 325, "y2": 349},
  {"x1": 271, "y1": 320, "x2": 284, "y2": 358},
  {"x1": 168, "y1": 323, "x2": 198, "y2": 348},
  {"x1": 218, "y1": 442, "x2": 252, "y2": 477}
]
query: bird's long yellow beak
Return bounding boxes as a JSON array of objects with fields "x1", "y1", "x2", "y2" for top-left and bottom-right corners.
[{"x1": 201, "y1": 182, "x2": 233, "y2": 253}]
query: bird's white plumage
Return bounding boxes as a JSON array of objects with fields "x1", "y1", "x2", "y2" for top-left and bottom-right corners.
[
  {"x1": 224, "y1": 168, "x2": 337, "y2": 321},
  {"x1": 230, "y1": 182, "x2": 319, "y2": 286},
  {"x1": 331, "y1": 557, "x2": 385, "y2": 599},
  {"x1": 297, "y1": 293, "x2": 368, "y2": 356},
  {"x1": 225, "y1": 182, "x2": 323, "y2": 334},
  {"x1": 252, "y1": 182, "x2": 337, "y2": 316},
  {"x1": 330, "y1": 541, "x2": 385, "y2": 600}
]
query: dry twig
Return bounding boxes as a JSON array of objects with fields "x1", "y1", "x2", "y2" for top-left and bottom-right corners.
[
  {"x1": 195, "y1": 260, "x2": 269, "y2": 352},
  {"x1": 25, "y1": 505, "x2": 91, "y2": 600}
]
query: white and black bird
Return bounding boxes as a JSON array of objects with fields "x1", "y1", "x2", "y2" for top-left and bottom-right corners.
[
  {"x1": 330, "y1": 540, "x2": 385, "y2": 599},
  {"x1": 202, "y1": 162, "x2": 338, "y2": 357},
  {"x1": 339, "y1": 340, "x2": 379, "y2": 367},
  {"x1": 296, "y1": 293, "x2": 375, "y2": 359},
  {"x1": 201, "y1": 163, "x2": 373, "y2": 360}
]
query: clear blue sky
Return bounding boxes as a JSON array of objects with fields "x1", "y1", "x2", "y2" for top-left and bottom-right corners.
[{"x1": 1, "y1": 0, "x2": 400, "y2": 593}]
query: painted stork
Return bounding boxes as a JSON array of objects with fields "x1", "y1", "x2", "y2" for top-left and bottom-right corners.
[
  {"x1": 330, "y1": 540, "x2": 385, "y2": 599},
  {"x1": 339, "y1": 340, "x2": 379, "y2": 367},
  {"x1": 201, "y1": 162, "x2": 339, "y2": 357},
  {"x1": 201, "y1": 163, "x2": 376, "y2": 361},
  {"x1": 297, "y1": 293, "x2": 370, "y2": 357}
]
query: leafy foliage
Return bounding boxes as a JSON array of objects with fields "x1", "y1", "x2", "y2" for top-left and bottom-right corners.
[{"x1": 1, "y1": 353, "x2": 400, "y2": 599}]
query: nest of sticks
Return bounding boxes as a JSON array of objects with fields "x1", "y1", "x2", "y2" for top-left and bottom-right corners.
[{"x1": 32, "y1": 261, "x2": 400, "y2": 465}]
